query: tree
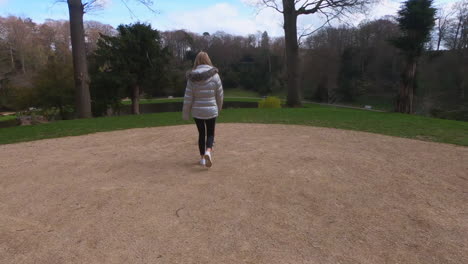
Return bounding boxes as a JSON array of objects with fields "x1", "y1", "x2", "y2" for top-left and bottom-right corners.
[
  {"x1": 444, "y1": 0, "x2": 468, "y2": 50},
  {"x1": 260, "y1": 0, "x2": 370, "y2": 107},
  {"x1": 161, "y1": 30, "x2": 194, "y2": 61},
  {"x1": 0, "y1": 16, "x2": 37, "y2": 74},
  {"x1": 88, "y1": 56, "x2": 126, "y2": 116},
  {"x1": 40, "y1": 19, "x2": 73, "y2": 63},
  {"x1": 447, "y1": 0, "x2": 468, "y2": 100},
  {"x1": 93, "y1": 23, "x2": 168, "y2": 115},
  {"x1": 65, "y1": 0, "x2": 93, "y2": 118},
  {"x1": 338, "y1": 46, "x2": 362, "y2": 101},
  {"x1": 261, "y1": 31, "x2": 270, "y2": 49},
  {"x1": 260, "y1": 31, "x2": 273, "y2": 94},
  {"x1": 302, "y1": 26, "x2": 360, "y2": 103},
  {"x1": 435, "y1": 6, "x2": 454, "y2": 51},
  {"x1": 59, "y1": 0, "x2": 156, "y2": 118},
  {"x1": 391, "y1": 0, "x2": 436, "y2": 113},
  {"x1": 84, "y1": 20, "x2": 117, "y2": 54},
  {"x1": 33, "y1": 55, "x2": 75, "y2": 120}
]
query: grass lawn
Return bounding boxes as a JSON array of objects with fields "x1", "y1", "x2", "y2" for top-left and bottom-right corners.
[
  {"x1": 1, "y1": 105, "x2": 467, "y2": 146},
  {"x1": 121, "y1": 88, "x2": 261, "y2": 105},
  {"x1": 0, "y1": 115, "x2": 16, "y2": 122},
  {"x1": 349, "y1": 95, "x2": 395, "y2": 111},
  {"x1": 224, "y1": 88, "x2": 260, "y2": 98},
  {"x1": 122, "y1": 97, "x2": 262, "y2": 105}
]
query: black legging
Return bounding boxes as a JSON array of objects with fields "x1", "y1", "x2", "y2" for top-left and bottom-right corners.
[{"x1": 194, "y1": 118, "x2": 216, "y2": 156}]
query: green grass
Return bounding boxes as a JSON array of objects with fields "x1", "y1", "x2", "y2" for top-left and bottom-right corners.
[
  {"x1": 224, "y1": 88, "x2": 260, "y2": 98},
  {"x1": 122, "y1": 97, "x2": 262, "y2": 105},
  {"x1": 349, "y1": 95, "x2": 395, "y2": 111},
  {"x1": 0, "y1": 115, "x2": 16, "y2": 122},
  {"x1": 223, "y1": 98, "x2": 262, "y2": 103},
  {"x1": 1, "y1": 105, "x2": 467, "y2": 146},
  {"x1": 121, "y1": 98, "x2": 181, "y2": 105}
]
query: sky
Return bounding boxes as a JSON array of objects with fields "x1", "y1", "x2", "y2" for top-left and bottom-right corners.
[{"x1": 0, "y1": 0, "x2": 459, "y2": 37}]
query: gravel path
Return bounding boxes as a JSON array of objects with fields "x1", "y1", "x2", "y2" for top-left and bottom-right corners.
[{"x1": 1, "y1": 124, "x2": 467, "y2": 264}]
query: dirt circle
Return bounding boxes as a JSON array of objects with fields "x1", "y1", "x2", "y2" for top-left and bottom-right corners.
[{"x1": 1, "y1": 124, "x2": 467, "y2": 264}]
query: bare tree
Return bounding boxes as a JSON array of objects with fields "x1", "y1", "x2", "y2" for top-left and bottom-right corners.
[
  {"x1": 0, "y1": 17, "x2": 36, "y2": 74},
  {"x1": 85, "y1": 20, "x2": 117, "y2": 53},
  {"x1": 161, "y1": 30, "x2": 193, "y2": 61},
  {"x1": 451, "y1": 0, "x2": 468, "y2": 99},
  {"x1": 435, "y1": 6, "x2": 454, "y2": 50},
  {"x1": 259, "y1": 0, "x2": 371, "y2": 106},
  {"x1": 0, "y1": 17, "x2": 18, "y2": 72},
  {"x1": 453, "y1": 0, "x2": 468, "y2": 50}
]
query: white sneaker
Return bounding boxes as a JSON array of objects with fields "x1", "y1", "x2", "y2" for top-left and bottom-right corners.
[
  {"x1": 204, "y1": 152, "x2": 212, "y2": 168},
  {"x1": 200, "y1": 158, "x2": 206, "y2": 166}
]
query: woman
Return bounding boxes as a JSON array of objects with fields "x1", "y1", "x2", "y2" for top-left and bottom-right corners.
[{"x1": 182, "y1": 52, "x2": 224, "y2": 168}]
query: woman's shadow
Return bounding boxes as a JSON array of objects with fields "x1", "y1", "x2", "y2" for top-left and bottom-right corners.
[{"x1": 180, "y1": 160, "x2": 210, "y2": 174}]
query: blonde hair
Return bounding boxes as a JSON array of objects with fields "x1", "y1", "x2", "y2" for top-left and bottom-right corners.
[{"x1": 193, "y1": 52, "x2": 213, "y2": 69}]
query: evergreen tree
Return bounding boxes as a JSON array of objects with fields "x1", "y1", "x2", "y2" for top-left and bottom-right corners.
[
  {"x1": 391, "y1": 0, "x2": 436, "y2": 113},
  {"x1": 261, "y1": 31, "x2": 270, "y2": 50},
  {"x1": 92, "y1": 23, "x2": 169, "y2": 115}
]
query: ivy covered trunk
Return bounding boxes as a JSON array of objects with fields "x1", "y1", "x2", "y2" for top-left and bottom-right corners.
[{"x1": 396, "y1": 59, "x2": 417, "y2": 113}]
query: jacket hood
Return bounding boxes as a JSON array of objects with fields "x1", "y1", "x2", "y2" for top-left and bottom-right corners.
[{"x1": 187, "y1": 65, "x2": 219, "y2": 82}]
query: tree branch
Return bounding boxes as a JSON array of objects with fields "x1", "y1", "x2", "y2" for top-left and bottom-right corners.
[
  {"x1": 297, "y1": 0, "x2": 326, "y2": 15},
  {"x1": 120, "y1": 0, "x2": 138, "y2": 19},
  {"x1": 134, "y1": 0, "x2": 158, "y2": 14},
  {"x1": 298, "y1": 0, "x2": 366, "y2": 16},
  {"x1": 262, "y1": 0, "x2": 283, "y2": 13},
  {"x1": 298, "y1": 9, "x2": 339, "y2": 43},
  {"x1": 298, "y1": 3, "x2": 347, "y2": 43},
  {"x1": 56, "y1": 0, "x2": 159, "y2": 16},
  {"x1": 298, "y1": 0, "x2": 323, "y2": 13},
  {"x1": 119, "y1": 0, "x2": 159, "y2": 19}
]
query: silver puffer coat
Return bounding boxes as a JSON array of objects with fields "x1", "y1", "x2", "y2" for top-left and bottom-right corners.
[{"x1": 182, "y1": 64, "x2": 224, "y2": 120}]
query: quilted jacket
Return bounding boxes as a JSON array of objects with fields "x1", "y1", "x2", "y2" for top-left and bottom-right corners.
[{"x1": 182, "y1": 65, "x2": 224, "y2": 120}]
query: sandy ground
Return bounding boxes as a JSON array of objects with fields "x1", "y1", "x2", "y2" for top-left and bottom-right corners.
[{"x1": 0, "y1": 124, "x2": 467, "y2": 264}]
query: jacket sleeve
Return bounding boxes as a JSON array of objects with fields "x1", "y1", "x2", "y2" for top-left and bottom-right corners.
[
  {"x1": 215, "y1": 74, "x2": 224, "y2": 112},
  {"x1": 182, "y1": 80, "x2": 193, "y2": 121}
]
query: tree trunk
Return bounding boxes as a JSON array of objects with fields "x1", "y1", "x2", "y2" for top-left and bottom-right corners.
[
  {"x1": 67, "y1": 0, "x2": 92, "y2": 118},
  {"x1": 436, "y1": 17, "x2": 444, "y2": 51},
  {"x1": 268, "y1": 52, "x2": 272, "y2": 92},
  {"x1": 437, "y1": 35, "x2": 442, "y2": 51},
  {"x1": 460, "y1": 77, "x2": 466, "y2": 100},
  {"x1": 59, "y1": 105, "x2": 66, "y2": 120},
  {"x1": 131, "y1": 84, "x2": 140, "y2": 115},
  {"x1": 453, "y1": 19, "x2": 462, "y2": 49},
  {"x1": 396, "y1": 58, "x2": 417, "y2": 113},
  {"x1": 21, "y1": 53, "x2": 26, "y2": 74},
  {"x1": 9, "y1": 44, "x2": 15, "y2": 71},
  {"x1": 458, "y1": 49, "x2": 467, "y2": 99},
  {"x1": 282, "y1": 0, "x2": 302, "y2": 107}
]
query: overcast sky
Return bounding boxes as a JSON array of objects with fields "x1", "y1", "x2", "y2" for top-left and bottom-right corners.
[{"x1": 0, "y1": 0, "x2": 458, "y2": 37}]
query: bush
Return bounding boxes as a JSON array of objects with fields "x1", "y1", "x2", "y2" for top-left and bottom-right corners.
[
  {"x1": 258, "y1": 96, "x2": 282, "y2": 109},
  {"x1": 0, "y1": 79, "x2": 16, "y2": 111},
  {"x1": 222, "y1": 69, "x2": 240, "y2": 89},
  {"x1": 13, "y1": 86, "x2": 36, "y2": 110},
  {"x1": 31, "y1": 56, "x2": 75, "y2": 119},
  {"x1": 89, "y1": 68, "x2": 126, "y2": 117},
  {"x1": 430, "y1": 107, "x2": 468, "y2": 121}
]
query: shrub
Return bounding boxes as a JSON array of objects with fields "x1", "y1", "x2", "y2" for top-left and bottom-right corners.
[
  {"x1": 430, "y1": 107, "x2": 468, "y2": 121},
  {"x1": 0, "y1": 79, "x2": 16, "y2": 111},
  {"x1": 13, "y1": 86, "x2": 36, "y2": 110},
  {"x1": 258, "y1": 96, "x2": 282, "y2": 109},
  {"x1": 30, "y1": 56, "x2": 75, "y2": 119}
]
